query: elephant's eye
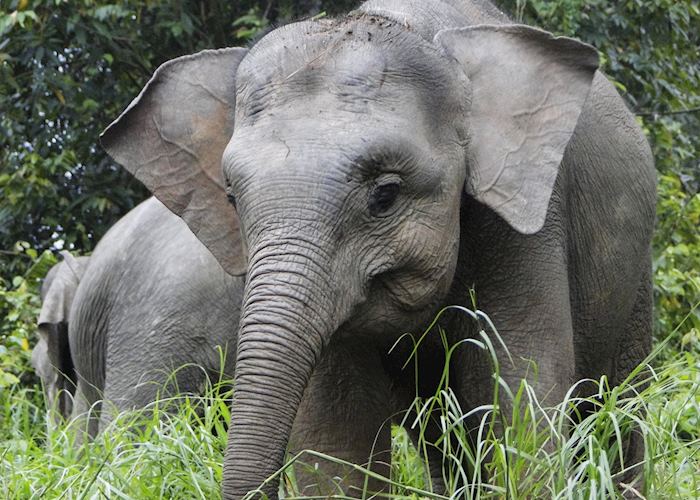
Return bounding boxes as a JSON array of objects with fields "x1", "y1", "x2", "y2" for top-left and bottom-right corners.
[
  {"x1": 225, "y1": 180, "x2": 237, "y2": 209},
  {"x1": 369, "y1": 181, "x2": 400, "y2": 217},
  {"x1": 227, "y1": 192, "x2": 237, "y2": 209}
]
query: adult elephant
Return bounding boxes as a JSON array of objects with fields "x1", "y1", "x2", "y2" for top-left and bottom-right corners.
[
  {"x1": 37, "y1": 198, "x2": 244, "y2": 436},
  {"x1": 101, "y1": 0, "x2": 656, "y2": 497}
]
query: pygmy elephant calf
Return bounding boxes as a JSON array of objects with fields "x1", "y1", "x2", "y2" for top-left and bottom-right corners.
[{"x1": 101, "y1": 0, "x2": 657, "y2": 497}]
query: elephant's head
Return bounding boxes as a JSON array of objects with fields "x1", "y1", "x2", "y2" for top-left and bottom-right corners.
[
  {"x1": 32, "y1": 251, "x2": 90, "y2": 420},
  {"x1": 101, "y1": 8, "x2": 598, "y2": 497}
]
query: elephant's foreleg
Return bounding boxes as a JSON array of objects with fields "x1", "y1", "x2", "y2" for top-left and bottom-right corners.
[
  {"x1": 288, "y1": 338, "x2": 394, "y2": 497},
  {"x1": 70, "y1": 379, "x2": 102, "y2": 444},
  {"x1": 452, "y1": 200, "x2": 578, "y2": 473},
  {"x1": 613, "y1": 264, "x2": 653, "y2": 497},
  {"x1": 403, "y1": 415, "x2": 448, "y2": 495}
]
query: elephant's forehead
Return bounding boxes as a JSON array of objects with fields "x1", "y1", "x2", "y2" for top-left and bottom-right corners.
[
  {"x1": 238, "y1": 17, "x2": 407, "y2": 83},
  {"x1": 242, "y1": 43, "x2": 389, "y2": 101},
  {"x1": 234, "y1": 17, "x2": 453, "y2": 122}
]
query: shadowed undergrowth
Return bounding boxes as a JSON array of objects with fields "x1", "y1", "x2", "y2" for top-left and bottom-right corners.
[{"x1": 1, "y1": 308, "x2": 698, "y2": 499}]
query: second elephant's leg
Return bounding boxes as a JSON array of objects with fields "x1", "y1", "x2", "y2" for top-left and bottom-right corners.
[
  {"x1": 100, "y1": 331, "x2": 216, "y2": 428},
  {"x1": 70, "y1": 379, "x2": 102, "y2": 443},
  {"x1": 288, "y1": 338, "x2": 395, "y2": 497}
]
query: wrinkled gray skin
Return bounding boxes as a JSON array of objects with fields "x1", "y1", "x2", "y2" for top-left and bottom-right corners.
[
  {"x1": 101, "y1": 0, "x2": 656, "y2": 498},
  {"x1": 58, "y1": 198, "x2": 243, "y2": 434}
]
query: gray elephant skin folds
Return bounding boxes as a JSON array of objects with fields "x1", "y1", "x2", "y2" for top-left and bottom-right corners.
[{"x1": 86, "y1": 0, "x2": 656, "y2": 498}]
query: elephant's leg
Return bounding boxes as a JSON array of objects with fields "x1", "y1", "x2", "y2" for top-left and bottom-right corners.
[
  {"x1": 288, "y1": 338, "x2": 394, "y2": 497},
  {"x1": 613, "y1": 266, "x2": 652, "y2": 496},
  {"x1": 452, "y1": 196, "x2": 578, "y2": 458},
  {"x1": 100, "y1": 353, "x2": 206, "y2": 429},
  {"x1": 403, "y1": 417, "x2": 448, "y2": 494},
  {"x1": 100, "y1": 364, "x2": 163, "y2": 429},
  {"x1": 99, "y1": 320, "x2": 223, "y2": 429},
  {"x1": 485, "y1": 275, "x2": 577, "y2": 414},
  {"x1": 455, "y1": 255, "x2": 576, "y2": 421}
]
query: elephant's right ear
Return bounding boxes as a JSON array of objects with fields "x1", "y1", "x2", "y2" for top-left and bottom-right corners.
[{"x1": 100, "y1": 48, "x2": 248, "y2": 276}]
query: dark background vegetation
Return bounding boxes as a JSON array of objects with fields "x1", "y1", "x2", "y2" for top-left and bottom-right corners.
[{"x1": 1, "y1": 0, "x2": 698, "y2": 386}]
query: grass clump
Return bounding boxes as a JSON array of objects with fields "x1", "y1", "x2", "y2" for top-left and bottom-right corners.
[
  {"x1": 0, "y1": 381, "x2": 232, "y2": 499},
  {"x1": 1, "y1": 307, "x2": 698, "y2": 499},
  {"x1": 279, "y1": 307, "x2": 699, "y2": 499}
]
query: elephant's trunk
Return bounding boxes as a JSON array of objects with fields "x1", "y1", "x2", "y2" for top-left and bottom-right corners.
[{"x1": 222, "y1": 241, "x2": 342, "y2": 499}]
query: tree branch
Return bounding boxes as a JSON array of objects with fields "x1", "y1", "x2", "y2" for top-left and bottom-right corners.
[
  {"x1": 636, "y1": 106, "x2": 700, "y2": 117},
  {"x1": 0, "y1": 250, "x2": 32, "y2": 258}
]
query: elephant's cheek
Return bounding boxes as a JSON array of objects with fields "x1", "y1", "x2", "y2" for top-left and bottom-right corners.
[{"x1": 384, "y1": 210, "x2": 462, "y2": 311}]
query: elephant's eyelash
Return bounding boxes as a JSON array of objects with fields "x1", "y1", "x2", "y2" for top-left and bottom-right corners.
[{"x1": 351, "y1": 151, "x2": 415, "y2": 177}]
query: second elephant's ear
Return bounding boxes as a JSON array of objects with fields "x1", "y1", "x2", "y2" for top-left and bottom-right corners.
[
  {"x1": 37, "y1": 252, "x2": 88, "y2": 327},
  {"x1": 36, "y1": 252, "x2": 89, "y2": 419},
  {"x1": 100, "y1": 48, "x2": 248, "y2": 275},
  {"x1": 436, "y1": 25, "x2": 599, "y2": 234}
]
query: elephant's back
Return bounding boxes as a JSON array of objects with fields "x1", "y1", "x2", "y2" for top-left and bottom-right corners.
[
  {"x1": 99, "y1": 197, "x2": 236, "y2": 291},
  {"x1": 104, "y1": 196, "x2": 244, "y2": 339}
]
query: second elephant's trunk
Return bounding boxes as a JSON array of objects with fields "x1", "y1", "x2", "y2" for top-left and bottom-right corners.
[{"x1": 222, "y1": 243, "x2": 343, "y2": 499}]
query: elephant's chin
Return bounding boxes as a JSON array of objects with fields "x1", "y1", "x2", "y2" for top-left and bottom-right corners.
[
  {"x1": 376, "y1": 261, "x2": 456, "y2": 309},
  {"x1": 338, "y1": 280, "x2": 443, "y2": 341}
]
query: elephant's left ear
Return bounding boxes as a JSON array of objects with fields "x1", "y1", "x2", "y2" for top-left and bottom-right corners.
[
  {"x1": 435, "y1": 25, "x2": 599, "y2": 234},
  {"x1": 37, "y1": 252, "x2": 87, "y2": 327},
  {"x1": 100, "y1": 48, "x2": 248, "y2": 275}
]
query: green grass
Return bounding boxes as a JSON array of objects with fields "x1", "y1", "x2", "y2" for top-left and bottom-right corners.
[
  {"x1": 1, "y1": 309, "x2": 698, "y2": 499},
  {"x1": 0, "y1": 384, "x2": 230, "y2": 498}
]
